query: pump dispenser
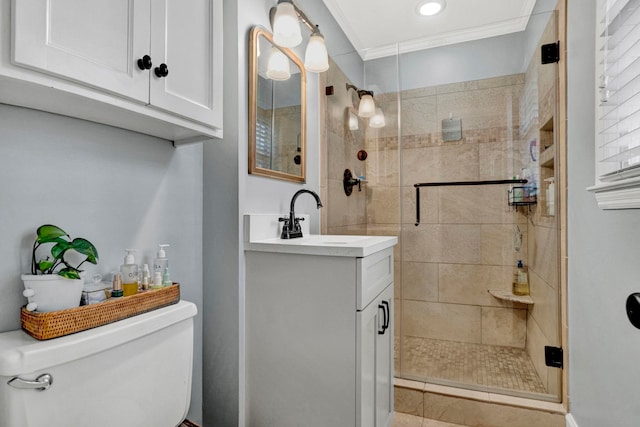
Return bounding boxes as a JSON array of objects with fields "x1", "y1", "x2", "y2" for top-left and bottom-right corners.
[
  {"x1": 513, "y1": 260, "x2": 530, "y2": 296},
  {"x1": 121, "y1": 249, "x2": 139, "y2": 296},
  {"x1": 153, "y1": 244, "x2": 170, "y2": 274}
]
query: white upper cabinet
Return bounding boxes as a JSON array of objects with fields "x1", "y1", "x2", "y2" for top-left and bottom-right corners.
[
  {"x1": 12, "y1": 0, "x2": 151, "y2": 103},
  {"x1": 3, "y1": 0, "x2": 222, "y2": 143},
  {"x1": 149, "y1": 0, "x2": 222, "y2": 127}
]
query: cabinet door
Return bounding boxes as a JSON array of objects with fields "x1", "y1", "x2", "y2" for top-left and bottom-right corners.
[
  {"x1": 376, "y1": 285, "x2": 394, "y2": 427},
  {"x1": 149, "y1": 0, "x2": 222, "y2": 128},
  {"x1": 357, "y1": 284, "x2": 394, "y2": 427},
  {"x1": 12, "y1": 0, "x2": 150, "y2": 103},
  {"x1": 357, "y1": 294, "x2": 378, "y2": 427}
]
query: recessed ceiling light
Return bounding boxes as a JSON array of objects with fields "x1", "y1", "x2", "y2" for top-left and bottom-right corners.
[{"x1": 417, "y1": 0, "x2": 446, "y2": 16}]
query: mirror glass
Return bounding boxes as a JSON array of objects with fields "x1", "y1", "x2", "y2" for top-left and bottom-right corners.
[{"x1": 249, "y1": 26, "x2": 306, "y2": 182}]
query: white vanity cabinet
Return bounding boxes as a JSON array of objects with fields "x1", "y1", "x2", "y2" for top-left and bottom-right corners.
[
  {"x1": 245, "y1": 235, "x2": 396, "y2": 427},
  {"x1": 1, "y1": 0, "x2": 222, "y2": 143}
]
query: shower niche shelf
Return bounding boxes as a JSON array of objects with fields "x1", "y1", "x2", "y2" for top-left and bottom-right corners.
[{"x1": 488, "y1": 289, "x2": 534, "y2": 305}]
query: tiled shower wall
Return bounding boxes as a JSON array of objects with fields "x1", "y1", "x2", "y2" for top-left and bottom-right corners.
[
  {"x1": 321, "y1": 56, "x2": 559, "y2": 398},
  {"x1": 375, "y1": 76, "x2": 531, "y2": 356},
  {"x1": 320, "y1": 58, "x2": 368, "y2": 236}
]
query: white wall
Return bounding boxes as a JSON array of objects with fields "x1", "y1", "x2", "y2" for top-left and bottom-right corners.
[
  {"x1": 0, "y1": 105, "x2": 204, "y2": 423},
  {"x1": 566, "y1": 1, "x2": 640, "y2": 425}
]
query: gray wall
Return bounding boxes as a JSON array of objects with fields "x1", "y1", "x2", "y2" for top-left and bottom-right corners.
[
  {"x1": 567, "y1": 1, "x2": 640, "y2": 425},
  {"x1": 0, "y1": 105, "x2": 204, "y2": 424}
]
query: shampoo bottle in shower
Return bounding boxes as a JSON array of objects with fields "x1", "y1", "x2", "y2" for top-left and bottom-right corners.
[{"x1": 513, "y1": 260, "x2": 530, "y2": 296}]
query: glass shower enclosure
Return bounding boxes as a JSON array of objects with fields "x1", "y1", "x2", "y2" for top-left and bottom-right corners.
[{"x1": 321, "y1": 8, "x2": 561, "y2": 402}]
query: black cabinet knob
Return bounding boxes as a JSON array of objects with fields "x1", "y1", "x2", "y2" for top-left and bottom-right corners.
[
  {"x1": 137, "y1": 55, "x2": 152, "y2": 70},
  {"x1": 154, "y1": 63, "x2": 169, "y2": 78}
]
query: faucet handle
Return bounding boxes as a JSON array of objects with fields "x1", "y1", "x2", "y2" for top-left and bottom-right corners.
[
  {"x1": 278, "y1": 216, "x2": 290, "y2": 224},
  {"x1": 294, "y1": 217, "x2": 305, "y2": 222}
]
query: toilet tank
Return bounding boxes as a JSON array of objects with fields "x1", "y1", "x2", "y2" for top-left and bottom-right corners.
[{"x1": 0, "y1": 300, "x2": 197, "y2": 427}]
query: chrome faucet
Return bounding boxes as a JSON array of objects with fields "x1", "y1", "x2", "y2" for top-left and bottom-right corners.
[{"x1": 280, "y1": 189, "x2": 323, "y2": 239}]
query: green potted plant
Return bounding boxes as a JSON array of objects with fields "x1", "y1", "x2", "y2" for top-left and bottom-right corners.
[{"x1": 21, "y1": 224, "x2": 99, "y2": 312}]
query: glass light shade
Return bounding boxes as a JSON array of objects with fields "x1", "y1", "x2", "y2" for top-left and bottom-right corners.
[
  {"x1": 272, "y1": 1, "x2": 302, "y2": 47},
  {"x1": 369, "y1": 108, "x2": 386, "y2": 128},
  {"x1": 417, "y1": 0, "x2": 446, "y2": 16},
  {"x1": 348, "y1": 110, "x2": 359, "y2": 131},
  {"x1": 358, "y1": 94, "x2": 376, "y2": 118},
  {"x1": 266, "y1": 47, "x2": 290, "y2": 81},
  {"x1": 304, "y1": 33, "x2": 329, "y2": 72}
]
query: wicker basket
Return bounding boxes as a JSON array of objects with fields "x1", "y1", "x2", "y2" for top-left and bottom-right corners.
[{"x1": 21, "y1": 284, "x2": 180, "y2": 340}]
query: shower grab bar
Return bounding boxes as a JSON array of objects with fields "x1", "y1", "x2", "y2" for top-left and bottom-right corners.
[{"x1": 413, "y1": 179, "x2": 527, "y2": 226}]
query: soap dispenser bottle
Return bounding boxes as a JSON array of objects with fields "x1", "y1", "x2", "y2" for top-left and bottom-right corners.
[
  {"x1": 153, "y1": 244, "x2": 170, "y2": 274},
  {"x1": 513, "y1": 260, "x2": 530, "y2": 296},
  {"x1": 121, "y1": 249, "x2": 139, "y2": 296}
]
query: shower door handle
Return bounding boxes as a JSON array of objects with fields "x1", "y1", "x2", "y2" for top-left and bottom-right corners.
[{"x1": 8, "y1": 373, "x2": 53, "y2": 391}]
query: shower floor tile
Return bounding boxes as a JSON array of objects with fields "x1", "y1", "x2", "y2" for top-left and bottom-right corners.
[{"x1": 398, "y1": 336, "x2": 547, "y2": 394}]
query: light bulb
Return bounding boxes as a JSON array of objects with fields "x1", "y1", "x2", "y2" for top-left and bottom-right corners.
[
  {"x1": 272, "y1": 0, "x2": 302, "y2": 47},
  {"x1": 358, "y1": 94, "x2": 376, "y2": 118},
  {"x1": 266, "y1": 47, "x2": 290, "y2": 81},
  {"x1": 417, "y1": 0, "x2": 446, "y2": 16},
  {"x1": 348, "y1": 110, "x2": 359, "y2": 131},
  {"x1": 369, "y1": 108, "x2": 386, "y2": 128},
  {"x1": 304, "y1": 32, "x2": 329, "y2": 73}
]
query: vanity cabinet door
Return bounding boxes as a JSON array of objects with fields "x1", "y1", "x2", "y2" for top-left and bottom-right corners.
[
  {"x1": 375, "y1": 285, "x2": 394, "y2": 427},
  {"x1": 358, "y1": 283, "x2": 394, "y2": 427},
  {"x1": 12, "y1": 0, "x2": 151, "y2": 103},
  {"x1": 149, "y1": 0, "x2": 222, "y2": 127}
]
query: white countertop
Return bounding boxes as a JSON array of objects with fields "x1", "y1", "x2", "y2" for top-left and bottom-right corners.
[
  {"x1": 243, "y1": 213, "x2": 397, "y2": 257},
  {"x1": 244, "y1": 234, "x2": 398, "y2": 257}
]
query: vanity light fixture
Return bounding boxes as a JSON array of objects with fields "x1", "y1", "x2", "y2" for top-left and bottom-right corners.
[
  {"x1": 416, "y1": 0, "x2": 446, "y2": 16},
  {"x1": 266, "y1": 46, "x2": 291, "y2": 80},
  {"x1": 270, "y1": 0, "x2": 330, "y2": 73},
  {"x1": 346, "y1": 83, "x2": 376, "y2": 118},
  {"x1": 369, "y1": 108, "x2": 386, "y2": 128}
]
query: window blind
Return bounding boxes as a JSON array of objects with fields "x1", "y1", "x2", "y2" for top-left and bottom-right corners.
[
  {"x1": 256, "y1": 116, "x2": 273, "y2": 169},
  {"x1": 597, "y1": 0, "x2": 640, "y2": 181}
]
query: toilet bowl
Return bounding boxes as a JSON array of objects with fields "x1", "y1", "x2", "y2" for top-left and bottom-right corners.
[{"x1": 0, "y1": 300, "x2": 197, "y2": 427}]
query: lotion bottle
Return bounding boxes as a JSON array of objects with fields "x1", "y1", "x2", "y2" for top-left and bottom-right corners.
[
  {"x1": 162, "y1": 267, "x2": 172, "y2": 287},
  {"x1": 153, "y1": 244, "x2": 170, "y2": 274},
  {"x1": 120, "y1": 249, "x2": 139, "y2": 296},
  {"x1": 151, "y1": 271, "x2": 163, "y2": 290}
]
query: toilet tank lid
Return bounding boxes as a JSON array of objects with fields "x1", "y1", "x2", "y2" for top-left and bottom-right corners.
[{"x1": 0, "y1": 300, "x2": 197, "y2": 376}]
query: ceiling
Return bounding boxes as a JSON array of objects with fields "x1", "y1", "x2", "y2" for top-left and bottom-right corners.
[{"x1": 321, "y1": 0, "x2": 538, "y2": 60}]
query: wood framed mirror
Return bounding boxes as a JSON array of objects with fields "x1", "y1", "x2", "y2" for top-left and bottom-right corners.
[{"x1": 249, "y1": 26, "x2": 306, "y2": 183}]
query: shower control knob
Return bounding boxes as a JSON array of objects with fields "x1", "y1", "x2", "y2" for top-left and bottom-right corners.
[
  {"x1": 154, "y1": 63, "x2": 169, "y2": 78},
  {"x1": 137, "y1": 55, "x2": 152, "y2": 70}
]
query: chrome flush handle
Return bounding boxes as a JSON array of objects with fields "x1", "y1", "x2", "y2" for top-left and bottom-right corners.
[{"x1": 7, "y1": 373, "x2": 53, "y2": 391}]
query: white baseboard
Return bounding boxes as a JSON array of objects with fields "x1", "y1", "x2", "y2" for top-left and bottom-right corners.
[{"x1": 566, "y1": 414, "x2": 579, "y2": 427}]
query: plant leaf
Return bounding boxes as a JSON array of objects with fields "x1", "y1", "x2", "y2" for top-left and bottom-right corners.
[
  {"x1": 36, "y1": 224, "x2": 69, "y2": 244},
  {"x1": 50, "y1": 241, "x2": 71, "y2": 260},
  {"x1": 71, "y1": 238, "x2": 99, "y2": 264},
  {"x1": 58, "y1": 268, "x2": 80, "y2": 280},
  {"x1": 37, "y1": 258, "x2": 54, "y2": 272}
]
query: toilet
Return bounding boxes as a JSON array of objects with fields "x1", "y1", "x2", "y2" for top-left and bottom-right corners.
[{"x1": 0, "y1": 300, "x2": 197, "y2": 427}]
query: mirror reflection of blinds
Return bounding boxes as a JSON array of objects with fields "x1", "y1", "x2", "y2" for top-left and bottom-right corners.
[
  {"x1": 256, "y1": 117, "x2": 272, "y2": 169},
  {"x1": 598, "y1": 0, "x2": 640, "y2": 181}
]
